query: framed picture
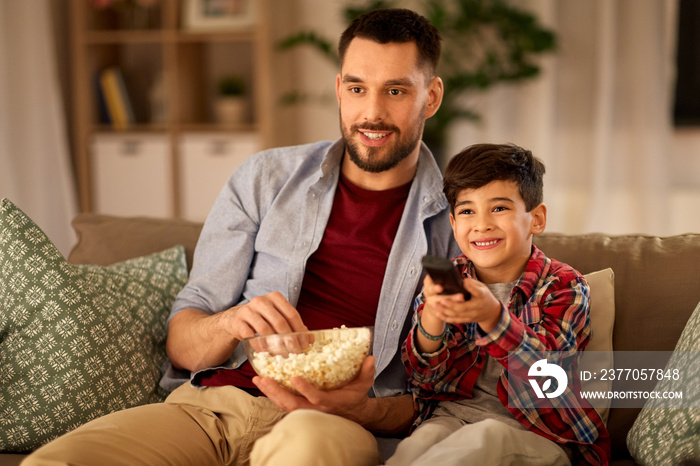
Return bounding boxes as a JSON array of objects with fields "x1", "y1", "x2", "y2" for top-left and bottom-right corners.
[{"x1": 182, "y1": 0, "x2": 256, "y2": 32}]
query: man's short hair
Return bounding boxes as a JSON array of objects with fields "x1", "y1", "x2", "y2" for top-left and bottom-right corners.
[
  {"x1": 443, "y1": 143, "x2": 546, "y2": 212},
  {"x1": 338, "y1": 8, "x2": 442, "y2": 77}
]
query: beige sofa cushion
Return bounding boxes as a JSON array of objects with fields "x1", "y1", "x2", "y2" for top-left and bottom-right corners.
[
  {"x1": 580, "y1": 268, "x2": 616, "y2": 425},
  {"x1": 582, "y1": 268, "x2": 616, "y2": 355},
  {"x1": 68, "y1": 214, "x2": 203, "y2": 270}
]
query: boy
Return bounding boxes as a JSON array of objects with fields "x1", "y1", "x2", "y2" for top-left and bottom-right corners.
[{"x1": 388, "y1": 144, "x2": 610, "y2": 465}]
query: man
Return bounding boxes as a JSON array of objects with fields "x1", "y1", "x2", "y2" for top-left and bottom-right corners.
[{"x1": 25, "y1": 8, "x2": 460, "y2": 466}]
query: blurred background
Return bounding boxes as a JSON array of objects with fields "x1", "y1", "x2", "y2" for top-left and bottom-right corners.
[{"x1": 1, "y1": 0, "x2": 698, "y2": 257}]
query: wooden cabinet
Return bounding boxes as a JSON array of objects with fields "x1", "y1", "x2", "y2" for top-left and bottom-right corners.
[
  {"x1": 70, "y1": 0, "x2": 272, "y2": 219},
  {"x1": 178, "y1": 132, "x2": 258, "y2": 222},
  {"x1": 92, "y1": 134, "x2": 173, "y2": 217}
]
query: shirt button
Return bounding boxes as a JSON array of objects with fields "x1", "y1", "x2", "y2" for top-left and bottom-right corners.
[
  {"x1": 391, "y1": 321, "x2": 397, "y2": 330},
  {"x1": 409, "y1": 267, "x2": 415, "y2": 275}
]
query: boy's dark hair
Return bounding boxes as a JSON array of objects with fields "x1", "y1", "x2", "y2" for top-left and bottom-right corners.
[
  {"x1": 338, "y1": 9, "x2": 442, "y2": 77},
  {"x1": 443, "y1": 143, "x2": 546, "y2": 212}
]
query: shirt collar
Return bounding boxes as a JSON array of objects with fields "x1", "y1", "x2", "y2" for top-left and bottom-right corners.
[
  {"x1": 320, "y1": 139, "x2": 449, "y2": 214},
  {"x1": 319, "y1": 139, "x2": 345, "y2": 177}
]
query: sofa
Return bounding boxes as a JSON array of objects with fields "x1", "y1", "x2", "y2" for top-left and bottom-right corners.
[{"x1": 1, "y1": 210, "x2": 699, "y2": 465}]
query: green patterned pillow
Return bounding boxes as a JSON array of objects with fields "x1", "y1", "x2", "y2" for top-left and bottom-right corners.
[
  {"x1": 627, "y1": 300, "x2": 700, "y2": 465},
  {"x1": 0, "y1": 198, "x2": 188, "y2": 452}
]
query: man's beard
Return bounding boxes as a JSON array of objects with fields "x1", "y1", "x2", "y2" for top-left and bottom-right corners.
[{"x1": 340, "y1": 112, "x2": 425, "y2": 174}]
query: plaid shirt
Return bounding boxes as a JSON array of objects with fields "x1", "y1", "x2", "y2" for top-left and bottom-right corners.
[{"x1": 402, "y1": 246, "x2": 610, "y2": 465}]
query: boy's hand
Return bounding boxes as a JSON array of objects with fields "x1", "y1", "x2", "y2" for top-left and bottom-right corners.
[
  {"x1": 425, "y1": 276, "x2": 502, "y2": 334},
  {"x1": 420, "y1": 275, "x2": 452, "y2": 337}
]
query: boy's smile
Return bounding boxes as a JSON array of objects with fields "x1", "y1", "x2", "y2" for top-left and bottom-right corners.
[{"x1": 450, "y1": 180, "x2": 546, "y2": 284}]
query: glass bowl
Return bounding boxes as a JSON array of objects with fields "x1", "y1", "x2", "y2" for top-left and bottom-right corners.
[{"x1": 242, "y1": 326, "x2": 373, "y2": 392}]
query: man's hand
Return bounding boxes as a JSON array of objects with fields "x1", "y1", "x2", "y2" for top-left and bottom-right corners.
[
  {"x1": 253, "y1": 356, "x2": 375, "y2": 418},
  {"x1": 166, "y1": 292, "x2": 307, "y2": 372},
  {"x1": 224, "y1": 291, "x2": 308, "y2": 341},
  {"x1": 251, "y1": 355, "x2": 413, "y2": 436}
]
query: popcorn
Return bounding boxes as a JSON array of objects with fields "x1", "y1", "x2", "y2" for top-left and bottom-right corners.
[{"x1": 249, "y1": 326, "x2": 372, "y2": 391}]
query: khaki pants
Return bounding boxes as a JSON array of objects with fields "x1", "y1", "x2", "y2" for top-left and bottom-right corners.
[
  {"x1": 385, "y1": 417, "x2": 571, "y2": 466},
  {"x1": 23, "y1": 383, "x2": 382, "y2": 466}
]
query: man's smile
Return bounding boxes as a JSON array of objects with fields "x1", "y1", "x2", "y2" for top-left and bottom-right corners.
[
  {"x1": 358, "y1": 130, "x2": 392, "y2": 145},
  {"x1": 359, "y1": 130, "x2": 390, "y2": 140}
]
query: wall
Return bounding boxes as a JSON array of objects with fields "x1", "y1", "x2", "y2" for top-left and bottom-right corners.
[
  {"x1": 55, "y1": 1, "x2": 698, "y2": 235},
  {"x1": 270, "y1": 0, "x2": 344, "y2": 147},
  {"x1": 270, "y1": 0, "x2": 700, "y2": 235},
  {"x1": 669, "y1": 128, "x2": 700, "y2": 233}
]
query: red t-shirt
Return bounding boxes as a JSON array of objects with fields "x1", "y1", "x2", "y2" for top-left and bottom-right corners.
[{"x1": 196, "y1": 173, "x2": 411, "y2": 393}]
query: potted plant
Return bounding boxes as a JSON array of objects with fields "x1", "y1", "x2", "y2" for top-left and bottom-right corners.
[{"x1": 215, "y1": 75, "x2": 248, "y2": 125}]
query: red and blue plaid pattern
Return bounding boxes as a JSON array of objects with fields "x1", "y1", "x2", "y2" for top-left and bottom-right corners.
[{"x1": 402, "y1": 246, "x2": 610, "y2": 465}]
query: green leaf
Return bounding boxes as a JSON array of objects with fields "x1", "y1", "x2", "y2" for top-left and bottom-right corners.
[{"x1": 277, "y1": 32, "x2": 339, "y2": 65}]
